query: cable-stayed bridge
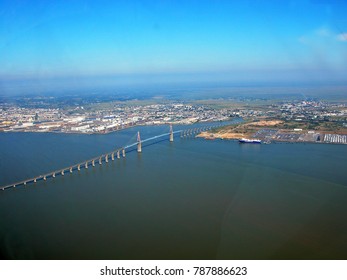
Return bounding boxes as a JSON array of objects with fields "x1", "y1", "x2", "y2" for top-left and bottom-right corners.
[{"x1": 1, "y1": 124, "x2": 224, "y2": 191}]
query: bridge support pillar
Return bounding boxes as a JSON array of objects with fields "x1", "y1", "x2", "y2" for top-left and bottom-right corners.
[
  {"x1": 13, "y1": 184, "x2": 16, "y2": 188},
  {"x1": 99, "y1": 157, "x2": 102, "y2": 165},
  {"x1": 111, "y1": 153, "x2": 114, "y2": 161},
  {"x1": 53, "y1": 173, "x2": 55, "y2": 178},
  {"x1": 105, "y1": 155, "x2": 109, "y2": 162},
  {"x1": 78, "y1": 165, "x2": 80, "y2": 171},
  {"x1": 92, "y1": 160, "x2": 95, "y2": 167},
  {"x1": 117, "y1": 151, "x2": 120, "y2": 159},
  {"x1": 70, "y1": 167, "x2": 72, "y2": 173},
  {"x1": 122, "y1": 149, "x2": 126, "y2": 157},
  {"x1": 24, "y1": 182, "x2": 27, "y2": 186},
  {"x1": 61, "y1": 170, "x2": 64, "y2": 176},
  {"x1": 44, "y1": 176, "x2": 46, "y2": 181},
  {"x1": 137, "y1": 132, "x2": 142, "y2": 153},
  {"x1": 169, "y1": 124, "x2": 174, "y2": 142},
  {"x1": 34, "y1": 179, "x2": 37, "y2": 183}
]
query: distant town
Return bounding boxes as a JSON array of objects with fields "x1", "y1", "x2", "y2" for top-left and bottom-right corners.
[
  {"x1": 0, "y1": 99, "x2": 230, "y2": 133},
  {"x1": 199, "y1": 99, "x2": 347, "y2": 145},
  {"x1": 1, "y1": 95, "x2": 347, "y2": 144}
]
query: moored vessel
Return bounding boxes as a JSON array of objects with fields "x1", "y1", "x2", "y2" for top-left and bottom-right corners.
[{"x1": 239, "y1": 138, "x2": 262, "y2": 144}]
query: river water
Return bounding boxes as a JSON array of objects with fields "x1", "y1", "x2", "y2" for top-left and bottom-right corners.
[{"x1": 1, "y1": 124, "x2": 347, "y2": 259}]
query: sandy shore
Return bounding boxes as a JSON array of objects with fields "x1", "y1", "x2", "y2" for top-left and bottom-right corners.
[
  {"x1": 249, "y1": 120, "x2": 283, "y2": 126},
  {"x1": 196, "y1": 119, "x2": 283, "y2": 140},
  {"x1": 196, "y1": 130, "x2": 253, "y2": 140}
]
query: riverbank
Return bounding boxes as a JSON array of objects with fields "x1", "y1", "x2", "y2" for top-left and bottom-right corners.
[{"x1": 196, "y1": 119, "x2": 347, "y2": 145}]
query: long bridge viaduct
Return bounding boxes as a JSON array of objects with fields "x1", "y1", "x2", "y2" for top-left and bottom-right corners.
[{"x1": 1, "y1": 124, "x2": 223, "y2": 191}]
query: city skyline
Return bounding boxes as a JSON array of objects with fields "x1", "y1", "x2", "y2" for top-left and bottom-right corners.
[{"x1": 1, "y1": 0, "x2": 347, "y2": 85}]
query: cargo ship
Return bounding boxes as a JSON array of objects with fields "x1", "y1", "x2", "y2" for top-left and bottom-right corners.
[{"x1": 239, "y1": 138, "x2": 262, "y2": 144}]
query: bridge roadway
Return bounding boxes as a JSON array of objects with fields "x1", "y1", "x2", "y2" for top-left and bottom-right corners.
[
  {"x1": 1, "y1": 124, "x2": 225, "y2": 191},
  {"x1": 0, "y1": 125, "x2": 207, "y2": 191}
]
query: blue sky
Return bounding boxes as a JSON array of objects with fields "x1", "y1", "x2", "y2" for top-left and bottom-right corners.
[{"x1": 1, "y1": 0, "x2": 347, "y2": 84}]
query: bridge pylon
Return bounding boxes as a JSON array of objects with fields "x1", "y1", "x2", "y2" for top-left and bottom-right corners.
[
  {"x1": 137, "y1": 131, "x2": 142, "y2": 153},
  {"x1": 169, "y1": 124, "x2": 174, "y2": 142}
]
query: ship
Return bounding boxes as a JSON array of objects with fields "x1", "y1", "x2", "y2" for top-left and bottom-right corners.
[{"x1": 239, "y1": 138, "x2": 262, "y2": 144}]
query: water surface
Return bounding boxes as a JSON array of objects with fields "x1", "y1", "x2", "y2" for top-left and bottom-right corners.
[{"x1": 1, "y1": 126, "x2": 347, "y2": 259}]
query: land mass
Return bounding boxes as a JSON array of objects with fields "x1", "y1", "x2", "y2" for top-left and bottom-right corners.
[
  {"x1": 1, "y1": 90, "x2": 347, "y2": 144},
  {"x1": 197, "y1": 118, "x2": 347, "y2": 144}
]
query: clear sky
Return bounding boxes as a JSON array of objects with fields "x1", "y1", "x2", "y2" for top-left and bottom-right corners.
[{"x1": 1, "y1": 0, "x2": 347, "y2": 85}]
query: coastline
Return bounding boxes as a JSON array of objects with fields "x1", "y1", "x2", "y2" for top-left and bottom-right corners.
[{"x1": 196, "y1": 119, "x2": 347, "y2": 145}]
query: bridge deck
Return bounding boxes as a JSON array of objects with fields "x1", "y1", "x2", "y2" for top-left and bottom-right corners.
[
  {"x1": 1, "y1": 130, "x2": 184, "y2": 190},
  {"x1": 1, "y1": 124, "x2": 228, "y2": 191}
]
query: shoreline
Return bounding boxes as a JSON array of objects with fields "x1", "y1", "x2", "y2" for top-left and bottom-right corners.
[
  {"x1": 0, "y1": 119, "x2": 236, "y2": 135},
  {"x1": 196, "y1": 131, "x2": 347, "y2": 145},
  {"x1": 195, "y1": 118, "x2": 347, "y2": 145}
]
